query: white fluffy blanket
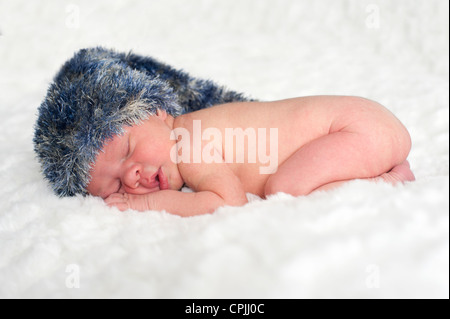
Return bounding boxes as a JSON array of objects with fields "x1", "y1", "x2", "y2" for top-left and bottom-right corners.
[{"x1": 0, "y1": 0, "x2": 448, "y2": 298}]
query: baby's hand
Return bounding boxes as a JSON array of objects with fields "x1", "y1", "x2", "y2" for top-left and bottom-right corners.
[{"x1": 104, "y1": 193, "x2": 152, "y2": 212}]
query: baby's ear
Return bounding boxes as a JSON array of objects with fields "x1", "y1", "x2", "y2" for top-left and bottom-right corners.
[{"x1": 156, "y1": 109, "x2": 168, "y2": 120}]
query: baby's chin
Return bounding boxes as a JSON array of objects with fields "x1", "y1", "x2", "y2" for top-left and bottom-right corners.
[{"x1": 166, "y1": 171, "x2": 185, "y2": 191}]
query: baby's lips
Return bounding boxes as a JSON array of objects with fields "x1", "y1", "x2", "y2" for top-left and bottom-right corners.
[
  {"x1": 139, "y1": 169, "x2": 160, "y2": 189},
  {"x1": 158, "y1": 168, "x2": 169, "y2": 190}
]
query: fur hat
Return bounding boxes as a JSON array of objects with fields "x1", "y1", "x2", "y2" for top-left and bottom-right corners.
[{"x1": 34, "y1": 47, "x2": 252, "y2": 197}]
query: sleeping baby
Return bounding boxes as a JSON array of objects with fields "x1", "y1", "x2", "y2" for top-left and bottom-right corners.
[
  {"x1": 88, "y1": 96, "x2": 414, "y2": 216},
  {"x1": 34, "y1": 48, "x2": 414, "y2": 217}
]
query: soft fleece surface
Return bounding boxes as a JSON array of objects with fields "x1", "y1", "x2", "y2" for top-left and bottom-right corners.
[{"x1": 0, "y1": 0, "x2": 448, "y2": 298}]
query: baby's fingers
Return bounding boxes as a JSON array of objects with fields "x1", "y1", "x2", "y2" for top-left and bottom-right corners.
[{"x1": 104, "y1": 193, "x2": 130, "y2": 211}]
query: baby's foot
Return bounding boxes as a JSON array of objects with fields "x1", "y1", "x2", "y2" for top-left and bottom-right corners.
[{"x1": 377, "y1": 160, "x2": 415, "y2": 184}]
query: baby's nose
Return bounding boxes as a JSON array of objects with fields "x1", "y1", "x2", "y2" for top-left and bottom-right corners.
[{"x1": 123, "y1": 164, "x2": 141, "y2": 189}]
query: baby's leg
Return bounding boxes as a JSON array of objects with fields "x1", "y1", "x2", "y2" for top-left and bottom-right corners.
[
  {"x1": 264, "y1": 98, "x2": 412, "y2": 197},
  {"x1": 313, "y1": 160, "x2": 415, "y2": 192}
]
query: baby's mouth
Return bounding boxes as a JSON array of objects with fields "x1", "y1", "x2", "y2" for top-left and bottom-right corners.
[
  {"x1": 143, "y1": 169, "x2": 161, "y2": 191},
  {"x1": 157, "y1": 168, "x2": 169, "y2": 190},
  {"x1": 145, "y1": 167, "x2": 168, "y2": 191}
]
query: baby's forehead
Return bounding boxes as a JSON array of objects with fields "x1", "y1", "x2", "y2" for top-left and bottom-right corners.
[
  {"x1": 98, "y1": 122, "x2": 143, "y2": 154},
  {"x1": 97, "y1": 132, "x2": 127, "y2": 160}
]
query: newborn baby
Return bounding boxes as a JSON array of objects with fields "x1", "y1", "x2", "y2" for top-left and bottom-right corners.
[
  {"x1": 34, "y1": 48, "x2": 415, "y2": 216},
  {"x1": 87, "y1": 96, "x2": 415, "y2": 216}
]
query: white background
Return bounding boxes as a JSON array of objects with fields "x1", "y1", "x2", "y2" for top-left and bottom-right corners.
[{"x1": 0, "y1": 0, "x2": 448, "y2": 298}]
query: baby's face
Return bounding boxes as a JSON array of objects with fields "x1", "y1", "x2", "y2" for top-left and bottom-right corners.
[{"x1": 86, "y1": 111, "x2": 184, "y2": 199}]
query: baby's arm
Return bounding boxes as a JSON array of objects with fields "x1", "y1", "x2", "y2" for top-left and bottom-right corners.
[
  {"x1": 106, "y1": 154, "x2": 248, "y2": 217},
  {"x1": 105, "y1": 190, "x2": 233, "y2": 216}
]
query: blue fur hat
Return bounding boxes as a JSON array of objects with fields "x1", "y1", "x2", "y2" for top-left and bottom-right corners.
[{"x1": 34, "y1": 47, "x2": 252, "y2": 197}]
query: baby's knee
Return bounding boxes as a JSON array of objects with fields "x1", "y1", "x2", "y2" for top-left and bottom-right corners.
[
  {"x1": 264, "y1": 174, "x2": 310, "y2": 198},
  {"x1": 264, "y1": 178, "x2": 288, "y2": 198},
  {"x1": 391, "y1": 120, "x2": 412, "y2": 164},
  {"x1": 370, "y1": 102, "x2": 411, "y2": 164},
  {"x1": 351, "y1": 97, "x2": 412, "y2": 167}
]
